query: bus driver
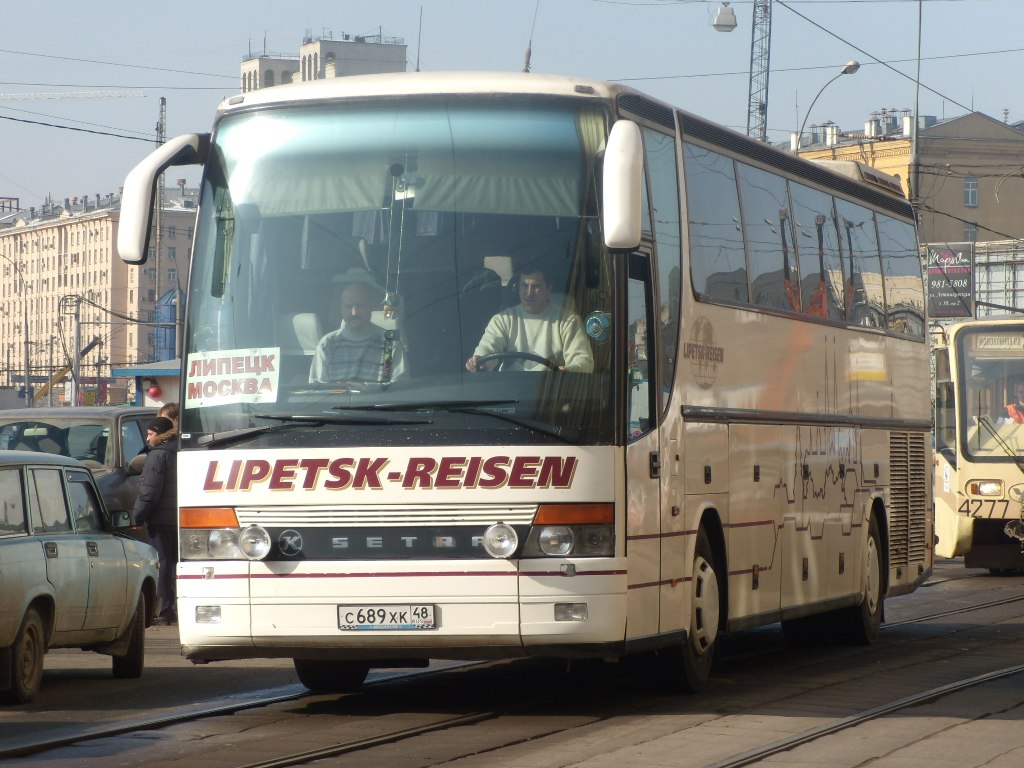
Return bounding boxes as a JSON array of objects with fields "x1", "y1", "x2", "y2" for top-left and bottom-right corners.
[{"x1": 465, "y1": 266, "x2": 594, "y2": 373}]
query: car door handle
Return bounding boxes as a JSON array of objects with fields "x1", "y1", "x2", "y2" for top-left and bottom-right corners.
[
  {"x1": 44, "y1": 541, "x2": 58, "y2": 558},
  {"x1": 87, "y1": 541, "x2": 99, "y2": 557}
]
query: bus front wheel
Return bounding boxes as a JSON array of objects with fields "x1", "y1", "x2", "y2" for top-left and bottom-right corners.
[
  {"x1": 667, "y1": 527, "x2": 720, "y2": 693},
  {"x1": 293, "y1": 659, "x2": 370, "y2": 693}
]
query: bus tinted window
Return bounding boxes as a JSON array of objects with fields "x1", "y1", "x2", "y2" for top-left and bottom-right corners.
[
  {"x1": 877, "y1": 214, "x2": 925, "y2": 337},
  {"x1": 789, "y1": 182, "x2": 845, "y2": 321},
  {"x1": 835, "y1": 199, "x2": 885, "y2": 328},
  {"x1": 644, "y1": 128, "x2": 682, "y2": 408},
  {"x1": 684, "y1": 143, "x2": 748, "y2": 304},
  {"x1": 737, "y1": 162, "x2": 798, "y2": 313}
]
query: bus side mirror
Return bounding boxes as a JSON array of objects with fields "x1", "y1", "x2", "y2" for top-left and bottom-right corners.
[
  {"x1": 118, "y1": 133, "x2": 210, "y2": 265},
  {"x1": 602, "y1": 120, "x2": 643, "y2": 251}
]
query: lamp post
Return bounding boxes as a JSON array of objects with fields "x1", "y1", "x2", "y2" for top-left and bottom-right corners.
[
  {"x1": 795, "y1": 60, "x2": 860, "y2": 151},
  {"x1": 1, "y1": 253, "x2": 31, "y2": 407}
]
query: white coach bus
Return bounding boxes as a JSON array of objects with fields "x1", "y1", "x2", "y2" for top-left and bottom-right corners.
[
  {"x1": 933, "y1": 318, "x2": 1024, "y2": 572},
  {"x1": 118, "y1": 72, "x2": 932, "y2": 693}
]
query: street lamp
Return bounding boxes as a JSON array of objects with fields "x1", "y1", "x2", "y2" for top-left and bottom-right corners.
[
  {"x1": 713, "y1": 2, "x2": 737, "y2": 32},
  {"x1": 1, "y1": 253, "x2": 31, "y2": 407},
  {"x1": 795, "y1": 60, "x2": 860, "y2": 152}
]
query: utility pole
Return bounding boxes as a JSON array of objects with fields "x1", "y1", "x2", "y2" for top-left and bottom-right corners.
[{"x1": 153, "y1": 97, "x2": 167, "y2": 363}]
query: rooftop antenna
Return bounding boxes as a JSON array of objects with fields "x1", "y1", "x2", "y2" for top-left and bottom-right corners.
[
  {"x1": 416, "y1": 6, "x2": 422, "y2": 71},
  {"x1": 523, "y1": 0, "x2": 540, "y2": 72}
]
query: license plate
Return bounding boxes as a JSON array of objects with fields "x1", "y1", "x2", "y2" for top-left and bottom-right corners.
[{"x1": 338, "y1": 604, "x2": 436, "y2": 630}]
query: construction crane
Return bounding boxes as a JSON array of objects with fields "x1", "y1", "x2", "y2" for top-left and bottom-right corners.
[
  {"x1": 34, "y1": 336, "x2": 102, "y2": 403},
  {"x1": 714, "y1": 1, "x2": 772, "y2": 142},
  {"x1": 747, "y1": 1, "x2": 772, "y2": 142}
]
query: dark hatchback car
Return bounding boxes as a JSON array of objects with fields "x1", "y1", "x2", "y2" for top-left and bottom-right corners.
[
  {"x1": 0, "y1": 451, "x2": 159, "y2": 704},
  {"x1": 0, "y1": 407, "x2": 157, "y2": 514}
]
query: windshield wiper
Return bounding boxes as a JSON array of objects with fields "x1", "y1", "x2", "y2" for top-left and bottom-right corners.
[
  {"x1": 332, "y1": 399, "x2": 518, "y2": 412},
  {"x1": 197, "y1": 413, "x2": 432, "y2": 448},
  {"x1": 977, "y1": 415, "x2": 1024, "y2": 476},
  {"x1": 332, "y1": 399, "x2": 579, "y2": 443}
]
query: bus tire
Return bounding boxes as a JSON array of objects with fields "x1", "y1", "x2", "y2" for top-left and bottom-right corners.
[
  {"x1": 293, "y1": 659, "x2": 369, "y2": 693},
  {"x1": 668, "y1": 527, "x2": 720, "y2": 693},
  {"x1": 3, "y1": 608, "x2": 45, "y2": 704},
  {"x1": 840, "y1": 515, "x2": 884, "y2": 644},
  {"x1": 113, "y1": 593, "x2": 146, "y2": 679}
]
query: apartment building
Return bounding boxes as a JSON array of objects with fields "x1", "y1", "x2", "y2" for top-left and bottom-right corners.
[{"x1": 0, "y1": 192, "x2": 194, "y2": 404}]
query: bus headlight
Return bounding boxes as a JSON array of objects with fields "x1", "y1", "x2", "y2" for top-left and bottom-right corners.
[
  {"x1": 520, "y1": 503, "x2": 615, "y2": 558},
  {"x1": 238, "y1": 525, "x2": 272, "y2": 560},
  {"x1": 208, "y1": 529, "x2": 239, "y2": 558},
  {"x1": 538, "y1": 526, "x2": 574, "y2": 556},
  {"x1": 482, "y1": 523, "x2": 519, "y2": 558}
]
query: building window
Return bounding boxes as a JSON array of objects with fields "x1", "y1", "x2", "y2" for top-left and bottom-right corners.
[
  {"x1": 964, "y1": 176, "x2": 979, "y2": 208},
  {"x1": 964, "y1": 221, "x2": 978, "y2": 242}
]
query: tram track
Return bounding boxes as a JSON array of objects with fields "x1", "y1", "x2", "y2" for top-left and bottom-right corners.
[{"x1": 6, "y1": 577, "x2": 1024, "y2": 767}]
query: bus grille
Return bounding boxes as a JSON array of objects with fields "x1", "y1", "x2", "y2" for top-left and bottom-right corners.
[
  {"x1": 888, "y1": 431, "x2": 928, "y2": 568},
  {"x1": 235, "y1": 504, "x2": 538, "y2": 528}
]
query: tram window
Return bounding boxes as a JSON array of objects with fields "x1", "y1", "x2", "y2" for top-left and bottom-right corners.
[
  {"x1": 877, "y1": 214, "x2": 925, "y2": 338},
  {"x1": 737, "y1": 163, "x2": 799, "y2": 313},
  {"x1": 684, "y1": 143, "x2": 748, "y2": 304}
]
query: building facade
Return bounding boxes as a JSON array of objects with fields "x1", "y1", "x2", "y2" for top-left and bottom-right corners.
[
  {"x1": 240, "y1": 30, "x2": 406, "y2": 92},
  {"x1": 0, "y1": 193, "x2": 194, "y2": 404},
  {"x1": 799, "y1": 111, "x2": 1024, "y2": 246}
]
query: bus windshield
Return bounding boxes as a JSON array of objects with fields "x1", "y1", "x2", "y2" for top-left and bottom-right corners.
[
  {"x1": 957, "y1": 325, "x2": 1024, "y2": 462},
  {"x1": 182, "y1": 98, "x2": 617, "y2": 446}
]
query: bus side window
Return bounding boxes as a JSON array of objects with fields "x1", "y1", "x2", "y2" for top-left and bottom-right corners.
[{"x1": 627, "y1": 253, "x2": 655, "y2": 442}]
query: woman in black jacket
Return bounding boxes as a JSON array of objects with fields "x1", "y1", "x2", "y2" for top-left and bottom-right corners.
[{"x1": 132, "y1": 416, "x2": 179, "y2": 624}]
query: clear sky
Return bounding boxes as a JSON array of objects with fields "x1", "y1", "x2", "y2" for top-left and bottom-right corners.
[{"x1": 0, "y1": 0, "x2": 1019, "y2": 206}]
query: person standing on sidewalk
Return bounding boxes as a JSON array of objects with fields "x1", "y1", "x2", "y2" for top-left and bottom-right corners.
[{"x1": 132, "y1": 416, "x2": 179, "y2": 624}]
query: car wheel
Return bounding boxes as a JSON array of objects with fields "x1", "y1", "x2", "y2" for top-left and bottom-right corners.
[
  {"x1": 3, "y1": 608, "x2": 45, "y2": 705},
  {"x1": 293, "y1": 659, "x2": 369, "y2": 693},
  {"x1": 113, "y1": 593, "x2": 146, "y2": 679}
]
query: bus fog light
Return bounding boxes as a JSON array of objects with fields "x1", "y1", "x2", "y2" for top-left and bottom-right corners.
[
  {"x1": 238, "y1": 525, "x2": 271, "y2": 560},
  {"x1": 208, "y1": 529, "x2": 239, "y2": 558},
  {"x1": 483, "y1": 523, "x2": 518, "y2": 558},
  {"x1": 555, "y1": 603, "x2": 588, "y2": 621},
  {"x1": 539, "y1": 526, "x2": 574, "y2": 556},
  {"x1": 195, "y1": 606, "x2": 222, "y2": 624}
]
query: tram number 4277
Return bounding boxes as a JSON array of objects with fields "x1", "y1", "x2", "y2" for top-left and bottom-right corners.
[
  {"x1": 338, "y1": 604, "x2": 437, "y2": 631},
  {"x1": 959, "y1": 499, "x2": 1013, "y2": 518}
]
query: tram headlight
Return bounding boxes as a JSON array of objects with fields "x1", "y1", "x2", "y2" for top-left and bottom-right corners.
[
  {"x1": 482, "y1": 523, "x2": 519, "y2": 559},
  {"x1": 238, "y1": 525, "x2": 272, "y2": 560},
  {"x1": 969, "y1": 480, "x2": 1003, "y2": 497}
]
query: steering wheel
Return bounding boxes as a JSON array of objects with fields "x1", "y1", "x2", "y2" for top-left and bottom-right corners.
[{"x1": 475, "y1": 352, "x2": 558, "y2": 371}]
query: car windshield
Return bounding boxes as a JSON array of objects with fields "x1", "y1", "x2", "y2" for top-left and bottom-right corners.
[
  {"x1": 0, "y1": 419, "x2": 111, "y2": 464},
  {"x1": 957, "y1": 326, "x2": 1024, "y2": 463},
  {"x1": 182, "y1": 97, "x2": 618, "y2": 446}
]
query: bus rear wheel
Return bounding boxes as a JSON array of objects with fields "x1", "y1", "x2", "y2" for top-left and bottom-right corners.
[
  {"x1": 667, "y1": 527, "x2": 720, "y2": 693},
  {"x1": 293, "y1": 659, "x2": 370, "y2": 693},
  {"x1": 839, "y1": 515, "x2": 884, "y2": 644}
]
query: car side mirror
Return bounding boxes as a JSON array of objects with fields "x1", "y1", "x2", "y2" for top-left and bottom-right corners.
[
  {"x1": 128, "y1": 453, "x2": 147, "y2": 476},
  {"x1": 109, "y1": 509, "x2": 134, "y2": 530}
]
